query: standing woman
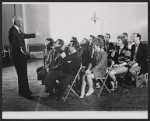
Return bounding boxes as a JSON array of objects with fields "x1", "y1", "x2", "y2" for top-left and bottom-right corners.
[
  {"x1": 8, "y1": 16, "x2": 41, "y2": 99},
  {"x1": 109, "y1": 35, "x2": 131, "y2": 91}
]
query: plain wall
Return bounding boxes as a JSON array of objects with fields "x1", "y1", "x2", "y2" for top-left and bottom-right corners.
[
  {"x1": 103, "y1": 3, "x2": 148, "y2": 42},
  {"x1": 23, "y1": 4, "x2": 50, "y2": 45},
  {"x1": 48, "y1": 3, "x2": 104, "y2": 43},
  {"x1": 48, "y1": 3, "x2": 148, "y2": 43},
  {"x1": 2, "y1": 4, "x2": 15, "y2": 45},
  {"x1": 2, "y1": 3, "x2": 148, "y2": 46}
]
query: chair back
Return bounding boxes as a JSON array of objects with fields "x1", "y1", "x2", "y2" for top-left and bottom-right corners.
[
  {"x1": 72, "y1": 63, "x2": 82, "y2": 83},
  {"x1": 145, "y1": 73, "x2": 148, "y2": 85}
]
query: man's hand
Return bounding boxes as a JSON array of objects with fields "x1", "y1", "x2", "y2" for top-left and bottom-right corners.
[
  {"x1": 60, "y1": 52, "x2": 66, "y2": 59},
  {"x1": 45, "y1": 40, "x2": 50, "y2": 46},
  {"x1": 20, "y1": 47, "x2": 25, "y2": 54},
  {"x1": 113, "y1": 64, "x2": 119, "y2": 67},
  {"x1": 128, "y1": 61, "x2": 135, "y2": 66},
  {"x1": 131, "y1": 63, "x2": 138, "y2": 68},
  {"x1": 36, "y1": 29, "x2": 42, "y2": 36}
]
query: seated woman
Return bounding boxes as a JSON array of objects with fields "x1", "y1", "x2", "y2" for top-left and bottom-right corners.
[
  {"x1": 80, "y1": 38, "x2": 107, "y2": 98},
  {"x1": 109, "y1": 35, "x2": 131, "y2": 91}
]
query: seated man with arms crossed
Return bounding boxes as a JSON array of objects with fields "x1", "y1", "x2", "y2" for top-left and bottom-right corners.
[{"x1": 44, "y1": 40, "x2": 82, "y2": 100}]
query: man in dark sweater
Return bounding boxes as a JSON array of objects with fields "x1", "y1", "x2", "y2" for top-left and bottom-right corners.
[{"x1": 44, "y1": 40, "x2": 82, "y2": 100}]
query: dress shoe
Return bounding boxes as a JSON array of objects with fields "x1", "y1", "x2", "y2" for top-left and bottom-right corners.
[
  {"x1": 85, "y1": 89, "x2": 94, "y2": 96},
  {"x1": 47, "y1": 93, "x2": 56, "y2": 99},
  {"x1": 19, "y1": 94, "x2": 33, "y2": 100},
  {"x1": 29, "y1": 91, "x2": 33, "y2": 94},
  {"x1": 55, "y1": 96, "x2": 64, "y2": 101},
  {"x1": 45, "y1": 89, "x2": 51, "y2": 93}
]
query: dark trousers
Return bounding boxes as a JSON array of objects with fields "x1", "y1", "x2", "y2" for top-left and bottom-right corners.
[
  {"x1": 36, "y1": 66, "x2": 47, "y2": 84},
  {"x1": 12, "y1": 48, "x2": 31, "y2": 95},
  {"x1": 44, "y1": 71, "x2": 75, "y2": 97}
]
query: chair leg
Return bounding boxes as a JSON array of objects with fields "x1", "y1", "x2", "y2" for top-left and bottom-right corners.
[
  {"x1": 64, "y1": 85, "x2": 79, "y2": 102},
  {"x1": 98, "y1": 85, "x2": 103, "y2": 97},
  {"x1": 135, "y1": 72, "x2": 138, "y2": 88},
  {"x1": 64, "y1": 86, "x2": 71, "y2": 102},
  {"x1": 100, "y1": 79, "x2": 111, "y2": 93},
  {"x1": 70, "y1": 87, "x2": 79, "y2": 98},
  {"x1": 145, "y1": 73, "x2": 148, "y2": 86},
  {"x1": 98, "y1": 80, "x2": 106, "y2": 97}
]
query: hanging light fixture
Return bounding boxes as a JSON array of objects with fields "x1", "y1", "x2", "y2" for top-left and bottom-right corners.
[{"x1": 91, "y1": 12, "x2": 99, "y2": 23}]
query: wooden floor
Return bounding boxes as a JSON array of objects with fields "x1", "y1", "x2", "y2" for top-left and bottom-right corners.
[{"x1": 2, "y1": 59, "x2": 148, "y2": 111}]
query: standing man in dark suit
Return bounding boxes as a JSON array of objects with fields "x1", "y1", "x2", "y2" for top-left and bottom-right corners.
[
  {"x1": 8, "y1": 16, "x2": 41, "y2": 99},
  {"x1": 129, "y1": 33, "x2": 148, "y2": 81}
]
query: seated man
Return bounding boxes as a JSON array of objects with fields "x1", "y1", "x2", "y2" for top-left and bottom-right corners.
[
  {"x1": 80, "y1": 38, "x2": 107, "y2": 98},
  {"x1": 44, "y1": 40, "x2": 82, "y2": 100},
  {"x1": 36, "y1": 38, "x2": 54, "y2": 79},
  {"x1": 129, "y1": 33, "x2": 148, "y2": 83},
  {"x1": 37, "y1": 39, "x2": 64, "y2": 84}
]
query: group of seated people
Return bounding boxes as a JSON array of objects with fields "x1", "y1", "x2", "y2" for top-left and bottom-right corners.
[{"x1": 36, "y1": 32, "x2": 148, "y2": 100}]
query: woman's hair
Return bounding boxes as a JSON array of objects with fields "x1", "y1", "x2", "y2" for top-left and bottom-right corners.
[
  {"x1": 70, "y1": 39, "x2": 81, "y2": 50},
  {"x1": 93, "y1": 38, "x2": 104, "y2": 49},
  {"x1": 57, "y1": 39, "x2": 64, "y2": 47},
  {"x1": 122, "y1": 32, "x2": 128, "y2": 37},
  {"x1": 84, "y1": 38, "x2": 89, "y2": 44},
  {"x1": 97, "y1": 35, "x2": 104, "y2": 40},
  {"x1": 117, "y1": 35, "x2": 127, "y2": 46}
]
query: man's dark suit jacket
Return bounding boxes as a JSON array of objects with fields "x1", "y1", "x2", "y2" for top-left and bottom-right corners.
[
  {"x1": 131, "y1": 42, "x2": 148, "y2": 73},
  {"x1": 60, "y1": 51, "x2": 82, "y2": 76},
  {"x1": 9, "y1": 26, "x2": 35, "y2": 53}
]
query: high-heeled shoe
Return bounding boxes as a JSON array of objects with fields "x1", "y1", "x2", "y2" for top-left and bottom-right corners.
[
  {"x1": 85, "y1": 89, "x2": 94, "y2": 96},
  {"x1": 79, "y1": 93, "x2": 85, "y2": 99}
]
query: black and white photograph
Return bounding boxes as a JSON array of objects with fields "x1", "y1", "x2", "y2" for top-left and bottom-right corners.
[{"x1": 2, "y1": 1, "x2": 148, "y2": 119}]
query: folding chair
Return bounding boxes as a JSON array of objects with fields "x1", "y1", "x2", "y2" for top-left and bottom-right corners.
[
  {"x1": 97, "y1": 62, "x2": 113, "y2": 97},
  {"x1": 145, "y1": 73, "x2": 148, "y2": 86},
  {"x1": 63, "y1": 64, "x2": 82, "y2": 102},
  {"x1": 134, "y1": 67, "x2": 148, "y2": 88}
]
